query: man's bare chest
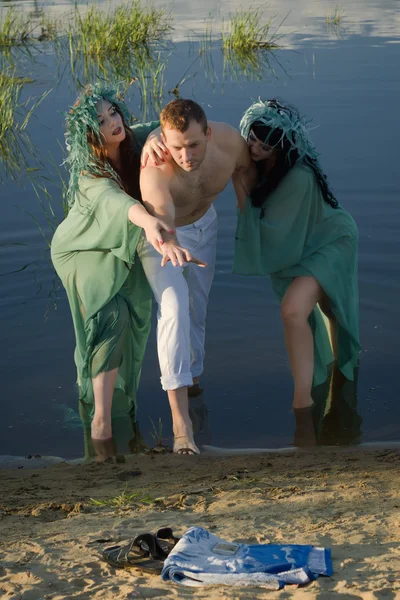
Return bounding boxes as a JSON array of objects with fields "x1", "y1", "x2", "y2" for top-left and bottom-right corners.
[{"x1": 170, "y1": 163, "x2": 233, "y2": 205}]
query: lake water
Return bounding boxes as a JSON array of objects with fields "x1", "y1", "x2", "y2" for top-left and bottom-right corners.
[{"x1": 1, "y1": 0, "x2": 399, "y2": 459}]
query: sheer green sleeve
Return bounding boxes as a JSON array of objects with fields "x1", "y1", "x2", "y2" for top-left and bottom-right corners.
[
  {"x1": 234, "y1": 165, "x2": 315, "y2": 275},
  {"x1": 131, "y1": 120, "x2": 161, "y2": 150},
  {"x1": 63, "y1": 177, "x2": 143, "y2": 264}
]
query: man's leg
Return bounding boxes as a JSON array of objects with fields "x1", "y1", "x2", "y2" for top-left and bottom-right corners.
[
  {"x1": 184, "y1": 207, "x2": 218, "y2": 389},
  {"x1": 137, "y1": 236, "x2": 199, "y2": 455}
]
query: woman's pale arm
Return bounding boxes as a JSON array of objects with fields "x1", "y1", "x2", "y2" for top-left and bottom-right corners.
[
  {"x1": 232, "y1": 137, "x2": 257, "y2": 211},
  {"x1": 128, "y1": 202, "x2": 173, "y2": 254},
  {"x1": 140, "y1": 126, "x2": 168, "y2": 167}
]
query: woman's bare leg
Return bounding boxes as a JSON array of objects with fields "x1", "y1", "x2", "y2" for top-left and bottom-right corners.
[
  {"x1": 281, "y1": 277, "x2": 324, "y2": 409},
  {"x1": 91, "y1": 367, "x2": 118, "y2": 440}
]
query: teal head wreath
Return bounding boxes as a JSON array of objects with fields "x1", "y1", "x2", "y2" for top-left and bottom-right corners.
[
  {"x1": 240, "y1": 98, "x2": 338, "y2": 208},
  {"x1": 64, "y1": 83, "x2": 133, "y2": 208},
  {"x1": 239, "y1": 98, "x2": 319, "y2": 163}
]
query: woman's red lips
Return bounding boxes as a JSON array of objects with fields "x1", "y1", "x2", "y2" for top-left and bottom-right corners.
[{"x1": 112, "y1": 127, "x2": 122, "y2": 135}]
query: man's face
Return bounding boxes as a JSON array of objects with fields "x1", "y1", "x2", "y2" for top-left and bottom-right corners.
[{"x1": 162, "y1": 121, "x2": 210, "y2": 172}]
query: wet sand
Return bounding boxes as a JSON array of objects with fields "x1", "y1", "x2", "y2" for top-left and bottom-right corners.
[{"x1": 1, "y1": 447, "x2": 399, "y2": 599}]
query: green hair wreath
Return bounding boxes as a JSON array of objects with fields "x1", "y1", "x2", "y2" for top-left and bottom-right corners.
[
  {"x1": 240, "y1": 98, "x2": 338, "y2": 208},
  {"x1": 64, "y1": 83, "x2": 133, "y2": 208},
  {"x1": 239, "y1": 98, "x2": 320, "y2": 164}
]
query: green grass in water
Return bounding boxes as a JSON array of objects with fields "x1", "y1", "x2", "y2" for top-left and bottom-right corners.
[
  {"x1": 222, "y1": 7, "x2": 279, "y2": 52},
  {"x1": 221, "y1": 7, "x2": 281, "y2": 81},
  {"x1": 0, "y1": 8, "x2": 32, "y2": 47},
  {"x1": 70, "y1": 1, "x2": 172, "y2": 58},
  {"x1": 0, "y1": 71, "x2": 47, "y2": 179},
  {"x1": 325, "y1": 5, "x2": 345, "y2": 25}
]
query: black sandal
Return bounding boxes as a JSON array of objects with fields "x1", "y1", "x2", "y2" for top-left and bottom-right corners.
[{"x1": 102, "y1": 529, "x2": 180, "y2": 574}]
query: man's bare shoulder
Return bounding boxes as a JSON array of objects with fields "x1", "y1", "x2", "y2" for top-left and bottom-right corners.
[
  {"x1": 209, "y1": 121, "x2": 245, "y2": 155},
  {"x1": 140, "y1": 160, "x2": 175, "y2": 183},
  {"x1": 209, "y1": 121, "x2": 241, "y2": 143}
]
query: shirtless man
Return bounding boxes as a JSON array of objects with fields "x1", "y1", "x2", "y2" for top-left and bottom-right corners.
[{"x1": 138, "y1": 99, "x2": 253, "y2": 455}]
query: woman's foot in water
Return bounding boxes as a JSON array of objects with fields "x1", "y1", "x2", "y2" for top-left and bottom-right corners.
[
  {"x1": 293, "y1": 405, "x2": 316, "y2": 447},
  {"x1": 292, "y1": 392, "x2": 314, "y2": 410},
  {"x1": 91, "y1": 418, "x2": 115, "y2": 462}
]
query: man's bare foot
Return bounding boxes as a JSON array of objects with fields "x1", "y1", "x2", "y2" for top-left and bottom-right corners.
[
  {"x1": 173, "y1": 435, "x2": 200, "y2": 455},
  {"x1": 168, "y1": 387, "x2": 200, "y2": 455}
]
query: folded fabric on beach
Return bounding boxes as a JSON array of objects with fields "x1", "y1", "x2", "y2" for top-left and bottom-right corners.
[{"x1": 161, "y1": 527, "x2": 332, "y2": 589}]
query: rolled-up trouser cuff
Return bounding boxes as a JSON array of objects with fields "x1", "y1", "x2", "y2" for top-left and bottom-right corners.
[{"x1": 161, "y1": 374, "x2": 194, "y2": 392}]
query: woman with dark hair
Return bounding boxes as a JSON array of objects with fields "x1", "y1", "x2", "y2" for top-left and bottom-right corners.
[
  {"x1": 234, "y1": 99, "x2": 360, "y2": 416},
  {"x1": 51, "y1": 84, "x2": 171, "y2": 461}
]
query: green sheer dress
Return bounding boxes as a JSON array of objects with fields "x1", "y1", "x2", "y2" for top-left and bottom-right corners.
[
  {"x1": 233, "y1": 163, "x2": 360, "y2": 386},
  {"x1": 51, "y1": 121, "x2": 159, "y2": 428}
]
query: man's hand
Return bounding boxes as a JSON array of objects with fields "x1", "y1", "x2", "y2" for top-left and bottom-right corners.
[{"x1": 160, "y1": 239, "x2": 207, "y2": 268}]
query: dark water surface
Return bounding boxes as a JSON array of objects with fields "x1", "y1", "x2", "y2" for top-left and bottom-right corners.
[{"x1": 1, "y1": 0, "x2": 399, "y2": 458}]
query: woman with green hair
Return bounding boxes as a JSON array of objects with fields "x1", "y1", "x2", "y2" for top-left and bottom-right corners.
[
  {"x1": 234, "y1": 99, "x2": 360, "y2": 420},
  {"x1": 51, "y1": 84, "x2": 170, "y2": 461}
]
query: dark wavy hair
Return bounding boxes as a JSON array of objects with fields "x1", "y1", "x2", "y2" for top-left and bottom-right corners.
[
  {"x1": 87, "y1": 103, "x2": 142, "y2": 202},
  {"x1": 249, "y1": 120, "x2": 338, "y2": 209}
]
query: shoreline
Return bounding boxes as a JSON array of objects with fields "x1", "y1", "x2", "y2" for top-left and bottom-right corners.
[
  {"x1": 1, "y1": 446, "x2": 399, "y2": 598},
  {"x1": 1, "y1": 439, "x2": 400, "y2": 470}
]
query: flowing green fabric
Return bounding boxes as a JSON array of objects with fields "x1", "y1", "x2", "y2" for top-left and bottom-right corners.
[
  {"x1": 51, "y1": 121, "x2": 159, "y2": 425},
  {"x1": 233, "y1": 163, "x2": 360, "y2": 386}
]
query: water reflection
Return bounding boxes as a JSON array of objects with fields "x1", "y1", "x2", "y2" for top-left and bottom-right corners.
[
  {"x1": 78, "y1": 372, "x2": 362, "y2": 461},
  {"x1": 80, "y1": 400, "x2": 147, "y2": 461},
  {"x1": 190, "y1": 393, "x2": 212, "y2": 447},
  {"x1": 0, "y1": 68, "x2": 47, "y2": 180},
  {"x1": 294, "y1": 366, "x2": 362, "y2": 447},
  {"x1": 79, "y1": 391, "x2": 212, "y2": 461}
]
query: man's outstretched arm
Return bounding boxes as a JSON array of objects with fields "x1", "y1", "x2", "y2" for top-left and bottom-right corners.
[{"x1": 140, "y1": 166, "x2": 207, "y2": 268}]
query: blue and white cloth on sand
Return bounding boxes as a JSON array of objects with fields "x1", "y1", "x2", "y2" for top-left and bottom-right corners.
[{"x1": 161, "y1": 527, "x2": 333, "y2": 589}]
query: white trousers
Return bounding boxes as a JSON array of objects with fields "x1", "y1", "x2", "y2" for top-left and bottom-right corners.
[{"x1": 138, "y1": 205, "x2": 218, "y2": 391}]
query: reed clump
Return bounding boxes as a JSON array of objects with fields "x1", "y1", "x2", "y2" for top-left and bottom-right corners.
[
  {"x1": 0, "y1": 69, "x2": 51, "y2": 180},
  {"x1": 0, "y1": 71, "x2": 33, "y2": 177},
  {"x1": 0, "y1": 8, "x2": 32, "y2": 47},
  {"x1": 69, "y1": 1, "x2": 172, "y2": 58},
  {"x1": 222, "y1": 7, "x2": 279, "y2": 52},
  {"x1": 221, "y1": 7, "x2": 281, "y2": 82},
  {"x1": 325, "y1": 5, "x2": 344, "y2": 25}
]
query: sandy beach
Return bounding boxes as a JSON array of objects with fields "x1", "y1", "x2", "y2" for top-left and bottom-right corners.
[{"x1": 1, "y1": 447, "x2": 399, "y2": 599}]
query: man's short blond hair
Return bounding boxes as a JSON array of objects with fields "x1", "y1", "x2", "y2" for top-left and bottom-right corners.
[{"x1": 160, "y1": 99, "x2": 208, "y2": 134}]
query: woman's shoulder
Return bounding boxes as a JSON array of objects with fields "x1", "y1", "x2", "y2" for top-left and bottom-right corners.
[
  {"x1": 130, "y1": 120, "x2": 160, "y2": 146},
  {"x1": 273, "y1": 163, "x2": 314, "y2": 197},
  {"x1": 78, "y1": 174, "x2": 119, "y2": 193},
  {"x1": 286, "y1": 163, "x2": 315, "y2": 184},
  {"x1": 130, "y1": 119, "x2": 160, "y2": 132}
]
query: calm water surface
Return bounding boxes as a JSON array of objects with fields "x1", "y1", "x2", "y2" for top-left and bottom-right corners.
[{"x1": 0, "y1": 0, "x2": 399, "y2": 458}]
